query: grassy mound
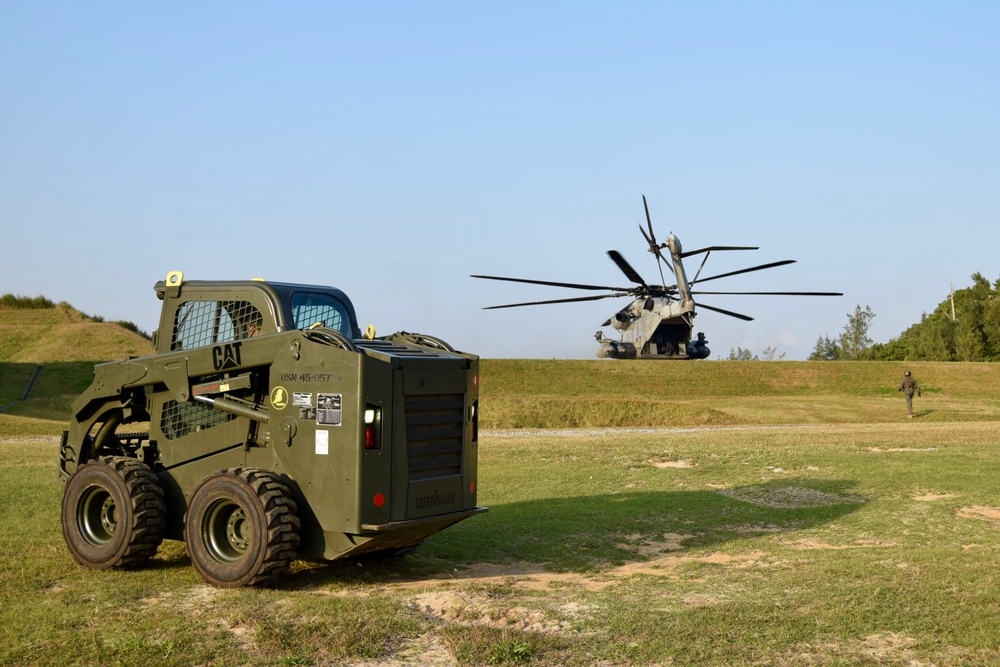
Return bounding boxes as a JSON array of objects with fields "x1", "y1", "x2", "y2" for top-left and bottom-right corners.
[
  {"x1": 0, "y1": 301, "x2": 154, "y2": 363},
  {"x1": 0, "y1": 301, "x2": 155, "y2": 431}
]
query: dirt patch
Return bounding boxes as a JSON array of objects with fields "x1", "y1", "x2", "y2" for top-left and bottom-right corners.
[
  {"x1": 619, "y1": 532, "x2": 689, "y2": 557},
  {"x1": 864, "y1": 447, "x2": 938, "y2": 452},
  {"x1": 782, "y1": 538, "x2": 898, "y2": 550},
  {"x1": 343, "y1": 635, "x2": 458, "y2": 667},
  {"x1": 393, "y1": 541, "x2": 767, "y2": 637},
  {"x1": 139, "y1": 586, "x2": 259, "y2": 653},
  {"x1": 683, "y1": 593, "x2": 727, "y2": 607},
  {"x1": 649, "y1": 459, "x2": 695, "y2": 469},
  {"x1": 391, "y1": 536, "x2": 762, "y2": 595},
  {"x1": 776, "y1": 631, "x2": 923, "y2": 666},
  {"x1": 394, "y1": 562, "x2": 618, "y2": 593},
  {"x1": 215, "y1": 617, "x2": 259, "y2": 655},
  {"x1": 957, "y1": 505, "x2": 1000, "y2": 524},
  {"x1": 716, "y1": 486, "x2": 864, "y2": 509},
  {"x1": 612, "y1": 549, "x2": 769, "y2": 579},
  {"x1": 140, "y1": 585, "x2": 220, "y2": 613},
  {"x1": 412, "y1": 589, "x2": 576, "y2": 635}
]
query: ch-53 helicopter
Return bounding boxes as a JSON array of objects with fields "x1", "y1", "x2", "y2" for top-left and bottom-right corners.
[{"x1": 473, "y1": 197, "x2": 842, "y2": 359}]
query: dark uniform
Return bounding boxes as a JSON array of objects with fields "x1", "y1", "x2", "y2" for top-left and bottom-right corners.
[{"x1": 898, "y1": 370, "x2": 921, "y2": 418}]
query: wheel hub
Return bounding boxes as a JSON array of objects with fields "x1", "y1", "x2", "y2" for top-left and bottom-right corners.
[
  {"x1": 100, "y1": 496, "x2": 118, "y2": 534},
  {"x1": 78, "y1": 486, "x2": 116, "y2": 546},
  {"x1": 204, "y1": 499, "x2": 252, "y2": 562},
  {"x1": 226, "y1": 508, "x2": 249, "y2": 551}
]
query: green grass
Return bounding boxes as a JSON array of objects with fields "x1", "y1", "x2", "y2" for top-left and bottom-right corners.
[
  {"x1": 3, "y1": 358, "x2": 997, "y2": 438},
  {"x1": 479, "y1": 359, "x2": 1000, "y2": 428},
  {"x1": 4, "y1": 415, "x2": 1000, "y2": 665},
  {"x1": 0, "y1": 361, "x2": 96, "y2": 422}
]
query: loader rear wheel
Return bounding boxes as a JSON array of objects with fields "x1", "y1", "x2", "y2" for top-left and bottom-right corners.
[
  {"x1": 61, "y1": 457, "x2": 166, "y2": 570},
  {"x1": 185, "y1": 468, "x2": 300, "y2": 588}
]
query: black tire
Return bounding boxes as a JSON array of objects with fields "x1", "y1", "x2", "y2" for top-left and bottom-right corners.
[
  {"x1": 185, "y1": 468, "x2": 300, "y2": 588},
  {"x1": 61, "y1": 457, "x2": 166, "y2": 570}
]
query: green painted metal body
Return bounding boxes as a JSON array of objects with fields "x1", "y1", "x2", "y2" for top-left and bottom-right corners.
[{"x1": 58, "y1": 277, "x2": 484, "y2": 562}]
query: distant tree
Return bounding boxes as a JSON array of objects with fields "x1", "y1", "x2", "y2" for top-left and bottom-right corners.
[
  {"x1": 726, "y1": 346, "x2": 784, "y2": 361},
  {"x1": 838, "y1": 305, "x2": 876, "y2": 360},
  {"x1": 808, "y1": 334, "x2": 840, "y2": 361},
  {"x1": 727, "y1": 347, "x2": 758, "y2": 361},
  {"x1": 954, "y1": 273, "x2": 992, "y2": 360},
  {"x1": 913, "y1": 315, "x2": 953, "y2": 360},
  {"x1": 761, "y1": 346, "x2": 785, "y2": 361},
  {"x1": 869, "y1": 338, "x2": 907, "y2": 361},
  {"x1": 983, "y1": 280, "x2": 1000, "y2": 359},
  {"x1": 814, "y1": 274, "x2": 1000, "y2": 362}
]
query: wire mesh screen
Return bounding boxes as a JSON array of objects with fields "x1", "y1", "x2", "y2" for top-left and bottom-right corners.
[
  {"x1": 171, "y1": 300, "x2": 262, "y2": 351},
  {"x1": 159, "y1": 399, "x2": 235, "y2": 440}
]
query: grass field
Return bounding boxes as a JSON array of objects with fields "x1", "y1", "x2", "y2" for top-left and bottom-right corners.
[{"x1": 2, "y1": 361, "x2": 999, "y2": 665}]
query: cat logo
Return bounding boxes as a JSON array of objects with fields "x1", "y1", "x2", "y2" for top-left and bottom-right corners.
[{"x1": 212, "y1": 342, "x2": 243, "y2": 371}]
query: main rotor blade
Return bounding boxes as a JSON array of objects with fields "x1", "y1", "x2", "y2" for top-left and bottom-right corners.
[
  {"x1": 639, "y1": 225, "x2": 672, "y2": 286},
  {"x1": 679, "y1": 245, "x2": 758, "y2": 258},
  {"x1": 691, "y1": 290, "x2": 844, "y2": 296},
  {"x1": 608, "y1": 251, "x2": 647, "y2": 286},
  {"x1": 471, "y1": 274, "x2": 630, "y2": 292},
  {"x1": 642, "y1": 195, "x2": 656, "y2": 245},
  {"x1": 696, "y1": 302, "x2": 755, "y2": 321},
  {"x1": 483, "y1": 293, "x2": 627, "y2": 310},
  {"x1": 690, "y1": 260, "x2": 796, "y2": 285},
  {"x1": 638, "y1": 223, "x2": 653, "y2": 246}
]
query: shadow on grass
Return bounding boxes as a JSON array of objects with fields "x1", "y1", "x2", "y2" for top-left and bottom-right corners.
[
  {"x1": 145, "y1": 542, "x2": 194, "y2": 572},
  {"x1": 295, "y1": 477, "x2": 864, "y2": 587}
]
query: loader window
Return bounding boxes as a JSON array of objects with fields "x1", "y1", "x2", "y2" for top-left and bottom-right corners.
[
  {"x1": 291, "y1": 292, "x2": 350, "y2": 336},
  {"x1": 171, "y1": 300, "x2": 262, "y2": 350}
]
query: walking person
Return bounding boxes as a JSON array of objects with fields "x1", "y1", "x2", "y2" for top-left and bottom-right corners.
[{"x1": 898, "y1": 370, "x2": 921, "y2": 418}]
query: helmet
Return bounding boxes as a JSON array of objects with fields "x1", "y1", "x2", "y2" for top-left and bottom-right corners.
[{"x1": 904, "y1": 370, "x2": 911, "y2": 376}]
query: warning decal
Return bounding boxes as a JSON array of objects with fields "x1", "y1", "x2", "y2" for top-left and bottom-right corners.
[{"x1": 317, "y1": 393, "x2": 342, "y2": 426}]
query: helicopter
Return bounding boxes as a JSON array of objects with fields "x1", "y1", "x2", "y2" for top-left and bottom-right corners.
[{"x1": 472, "y1": 197, "x2": 842, "y2": 359}]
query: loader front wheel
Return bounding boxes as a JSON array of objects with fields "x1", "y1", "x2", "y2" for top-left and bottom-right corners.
[
  {"x1": 61, "y1": 457, "x2": 166, "y2": 570},
  {"x1": 185, "y1": 469, "x2": 300, "y2": 588}
]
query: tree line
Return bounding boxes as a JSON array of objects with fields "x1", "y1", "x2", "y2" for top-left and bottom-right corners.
[{"x1": 809, "y1": 273, "x2": 1000, "y2": 361}]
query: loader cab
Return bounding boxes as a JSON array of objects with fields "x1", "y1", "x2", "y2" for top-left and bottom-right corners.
[{"x1": 153, "y1": 272, "x2": 362, "y2": 353}]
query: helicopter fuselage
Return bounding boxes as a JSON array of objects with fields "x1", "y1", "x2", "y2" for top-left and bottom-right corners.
[{"x1": 596, "y1": 296, "x2": 709, "y2": 360}]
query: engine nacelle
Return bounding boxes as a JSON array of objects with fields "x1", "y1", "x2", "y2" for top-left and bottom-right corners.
[{"x1": 610, "y1": 298, "x2": 661, "y2": 331}]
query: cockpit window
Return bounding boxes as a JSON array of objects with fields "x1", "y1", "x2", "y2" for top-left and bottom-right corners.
[{"x1": 290, "y1": 292, "x2": 350, "y2": 335}]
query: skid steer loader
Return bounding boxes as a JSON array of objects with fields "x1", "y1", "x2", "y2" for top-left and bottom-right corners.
[{"x1": 58, "y1": 271, "x2": 485, "y2": 587}]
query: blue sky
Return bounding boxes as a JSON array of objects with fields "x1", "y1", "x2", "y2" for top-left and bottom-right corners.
[{"x1": 2, "y1": 2, "x2": 998, "y2": 359}]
